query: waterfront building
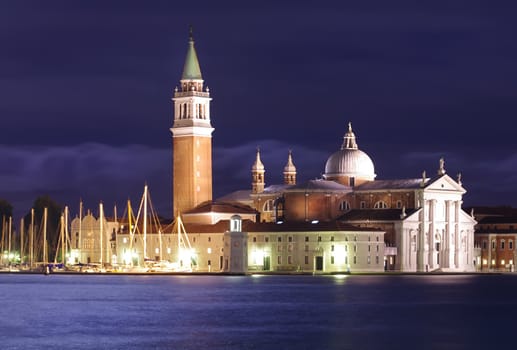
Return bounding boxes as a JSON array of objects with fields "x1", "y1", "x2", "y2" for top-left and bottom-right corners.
[
  {"x1": 70, "y1": 29, "x2": 476, "y2": 274},
  {"x1": 472, "y1": 206, "x2": 517, "y2": 271}
]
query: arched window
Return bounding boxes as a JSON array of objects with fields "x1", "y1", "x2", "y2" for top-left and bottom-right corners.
[
  {"x1": 374, "y1": 201, "x2": 388, "y2": 209},
  {"x1": 263, "y1": 199, "x2": 275, "y2": 212},
  {"x1": 339, "y1": 201, "x2": 350, "y2": 211},
  {"x1": 396, "y1": 200, "x2": 403, "y2": 209}
]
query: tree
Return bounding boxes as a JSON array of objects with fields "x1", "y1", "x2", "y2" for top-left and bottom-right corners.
[
  {"x1": 0, "y1": 199, "x2": 13, "y2": 222},
  {"x1": 24, "y1": 195, "x2": 63, "y2": 263}
]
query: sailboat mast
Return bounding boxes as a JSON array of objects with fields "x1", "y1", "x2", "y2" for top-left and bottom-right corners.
[
  {"x1": 60, "y1": 213, "x2": 65, "y2": 265},
  {"x1": 43, "y1": 207, "x2": 48, "y2": 265},
  {"x1": 20, "y1": 218, "x2": 24, "y2": 266},
  {"x1": 143, "y1": 184, "x2": 148, "y2": 260},
  {"x1": 99, "y1": 202, "x2": 104, "y2": 266},
  {"x1": 127, "y1": 198, "x2": 133, "y2": 266},
  {"x1": 30, "y1": 208, "x2": 34, "y2": 269},
  {"x1": 64, "y1": 206, "x2": 69, "y2": 265},
  {"x1": 8, "y1": 216, "x2": 12, "y2": 265},
  {"x1": 79, "y1": 200, "x2": 83, "y2": 263},
  {"x1": 1, "y1": 216, "x2": 5, "y2": 266}
]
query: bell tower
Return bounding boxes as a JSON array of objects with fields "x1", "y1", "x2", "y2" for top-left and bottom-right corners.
[{"x1": 171, "y1": 27, "x2": 214, "y2": 217}]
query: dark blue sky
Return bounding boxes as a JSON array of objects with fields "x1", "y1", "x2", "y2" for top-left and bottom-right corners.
[{"x1": 1, "y1": 1, "x2": 517, "y2": 220}]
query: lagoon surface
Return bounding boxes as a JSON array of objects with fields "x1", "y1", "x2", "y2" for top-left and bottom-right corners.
[{"x1": 0, "y1": 273, "x2": 515, "y2": 350}]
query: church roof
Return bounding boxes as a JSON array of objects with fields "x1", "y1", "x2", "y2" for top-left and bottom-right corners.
[
  {"x1": 338, "y1": 208, "x2": 419, "y2": 221},
  {"x1": 287, "y1": 179, "x2": 351, "y2": 192},
  {"x1": 181, "y1": 219, "x2": 381, "y2": 234},
  {"x1": 181, "y1": 27, "x2": 202, "y2": 80},
  {"x1": 217, "y1": 190, "x2": 253, "y2": 202},
  {"x1": 184, "y1": 201, "x2": 257, "y2": 215},
  {"x1": 243, "y1": 220, "x2": 382, "y2": 233},
  {"x1": 354, "y1": 178, "x2": 423, "y2": 191}
]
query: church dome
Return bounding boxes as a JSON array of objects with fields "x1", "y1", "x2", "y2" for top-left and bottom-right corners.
[
  {"x1": 324, "y1": 148, "x2": 375, "y2": 178},
  {"x1": 323, "y1": 123, "x2": 376, "y2": 183}
]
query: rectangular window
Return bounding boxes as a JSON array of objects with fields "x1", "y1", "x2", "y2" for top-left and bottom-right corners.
[
  {"x1": 208, "y1": 236, "x2": 211, "y2": 242},
  {"x1": 501, "y1": 240, "x2": 505, "y2": 250},
  {"x1": 375, "y1": 256, "x2": 379, "y2": 264},
  {"x1": 304, "y1": 256, "x2": 309, "y2": 265},
  {"x1": 278, "y1": 236, "x2": 282, "y2": 242},
  {"x1": 265, "y1": 237, "x2": 269, "y2": 243},
  {"x1": 330, "y1": 236, "x2": 334, "y2": 242},
  {"x1": 368, "y1": 245, "x2": 371, "y2": 252},
  {"x1": 345, "y1": 245, "x2": 348, "y2": 252},
  {"x1": 277, "y1": 245, "x2": 282, "y2": 252},
  {"x1": 345, "y1": 256, "x2": 348, "y2": 264},
  {"x1": 353, "y1": 256, "x2": 357, "y2": 264},
  {"x1": 277, "y1": 256, "x2": 282, "y2": 265},
  {"x1": 318, "y1": 236, "x2": 322, "y2": 242},
  {"x1": 304, "y1": 245, "x2": 309, "y2": 252},
  {"x1": 288, "y1": 236, "x2": 292, "y2": 242},
  {"x1": 367, "y1": 256, "x2": 371, "y2": 264},
  {"x1": 331, "y1": 256, "x2": 335, "y2": 264},
  {"x1": 510, "y1": 240, "x2": 514, "y2": 250},
  {"x1": 482, "y1": 240, "x2": 487, "y2": 250},
  {"x1": 492, "y1": 240, "x2": 496, "y2": 250},
  {"x1": 354, "y1": 245, "x2": 357, "y2": 252},
  {"x1": 360, "y1": 201, "x2": 366, "y2": 209},
  {"x1": 288, "y1": 256, "x2": 292, "y2": 264},
  {"x1": 288, "y1": 244, "x2": 293, "y2": 252},
  {"x1": 376, "y1": 245, "x2": 379, "y2": 252},
  {"x1": 253, "y1": 237, "x2": 257, "y2": 242},
  {"x1": 331, "y1": 245, "x2": 335, "y2": 252},
  {"x1": 305, "y1": 236, "x2": 309, "y2": 242}
]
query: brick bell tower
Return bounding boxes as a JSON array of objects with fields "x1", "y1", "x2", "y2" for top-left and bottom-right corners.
[{"x1": 171, "y1": 27, "x2": 214, "y2": 217}]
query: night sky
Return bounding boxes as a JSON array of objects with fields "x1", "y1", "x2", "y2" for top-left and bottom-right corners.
[{"x1": 1, "y1": 1, "x2": 517, "y2": 220}]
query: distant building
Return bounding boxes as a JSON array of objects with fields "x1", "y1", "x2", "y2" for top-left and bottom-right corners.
[{"x1": 472, "y1": 206, "x2": 517, "y2": 271}]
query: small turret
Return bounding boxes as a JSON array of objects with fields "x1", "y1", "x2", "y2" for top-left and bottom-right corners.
[
  {"x1": 283, "y1": 150, "x2": 297, "y2": 185},
  {"x1": 251, "y1": 148, "x2": 265, "y2": 194}
]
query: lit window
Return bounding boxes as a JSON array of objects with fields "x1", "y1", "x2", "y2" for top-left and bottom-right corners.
[
  {"x1": 501, "y1": 259, "x2": 505, "y2": 266},
  {"x1": 374, "y1": 201, "x2": 388, "y2": 209},
  {"x1": 155, "y1": 248, "x2": 159, "y2": 254},
  {"x1": 123, "y1": 237, "x2": 128, "y2": 244},
  {"x1": 263, "y1": 199, "x2": 275, "y2": 212},
  {"x1": 510, "y1": 260, "x2": 514, "y2": 265},
  {"x1": 482, "y1": 259, "x2": 487, "y2": 265},
  {"x1": 491, "y1": 259, "x2": 496, "y2": 266},
  {"x1": 339, "y1": 201, "x2": 350, "y2": 211},
  {"x1": 167, "y1": 247, "x2": 171, "y2": 254},
  {"x1": 207, "y1": 248, "x2": 212, "y2": 254}
]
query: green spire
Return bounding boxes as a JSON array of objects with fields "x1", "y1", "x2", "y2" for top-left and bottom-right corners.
[{"x1": 181, "y1": 25, "x2": 203, "y2": 80}]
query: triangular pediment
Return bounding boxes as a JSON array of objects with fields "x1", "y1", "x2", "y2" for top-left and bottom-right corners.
[{"x1": 425, "y1": 174, "x2": 465, "y2": 193}]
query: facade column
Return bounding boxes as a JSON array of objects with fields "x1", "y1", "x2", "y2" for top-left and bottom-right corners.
[
  {"x1": 417, "y1": 198, "x2": 427, "y2": 272},
  {"x1": 428, "y1": 199, "x2": 435, "y2": 270},
  {"x1": 454, "y1": 200, "x2": 462, "y2": 268}
]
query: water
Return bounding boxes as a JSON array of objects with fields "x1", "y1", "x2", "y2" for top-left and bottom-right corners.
[{"x1": 0, "y1": 273, "x2": 515, "y2": 350}]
